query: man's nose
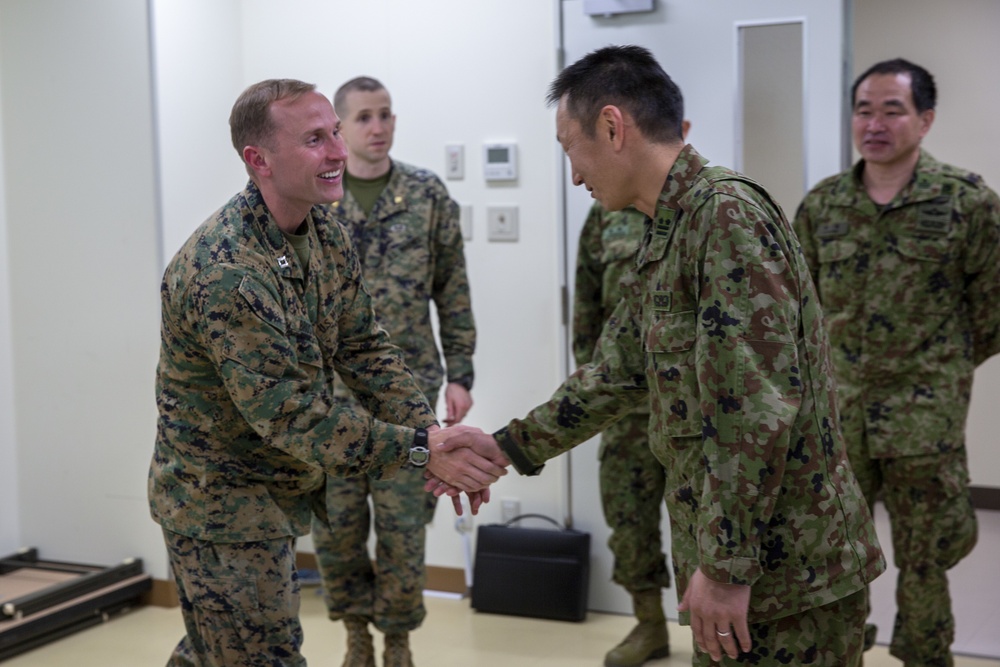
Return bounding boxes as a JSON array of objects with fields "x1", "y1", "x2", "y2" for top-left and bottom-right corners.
[
  {"x1": 866, "y1": 114, "x2": 886, "y2": 132},
  {"x1": 329, "y1": 135, "x2": 348, "y2": 160}
]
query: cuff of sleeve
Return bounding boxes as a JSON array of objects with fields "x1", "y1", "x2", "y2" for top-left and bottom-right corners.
[
  {"x1": 448, "y1": 374, "x2": 474, "y2": 391},
  {"x1": 699, "y1": 555, "x2": 762, "y2": 587},
  {"x1": 365, "y1": 422, "x2": 414, "y2": 481},
  {"x1": 494, "y1": 427, "x2": 546, "y2": 476}
]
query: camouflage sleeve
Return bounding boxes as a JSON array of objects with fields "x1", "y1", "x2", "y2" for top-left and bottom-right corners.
[
  {"x1": 572, "y1": 203, "x2": 606, "y2": 367},
  {"x1": 495, "y1": 293, "x2": 647, "y2": 474},
  {"x1": 964, "y1": 184, "x2": 1000, "y2": 365},
  {"x1": 430, "y1": 187, "x2": 476, "y2": 385},
  {"x1": 693, "y1": 192, "x2": 803, "y2": 586}
]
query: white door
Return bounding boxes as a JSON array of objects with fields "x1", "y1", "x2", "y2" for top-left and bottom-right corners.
[{"x1": 558, "y1": 0, "x2": 849, "y2": 616}]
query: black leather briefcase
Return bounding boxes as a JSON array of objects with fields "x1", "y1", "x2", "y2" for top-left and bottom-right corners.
[{"x1": 471, "y1": 514, "x2": 590, "y2": 622}]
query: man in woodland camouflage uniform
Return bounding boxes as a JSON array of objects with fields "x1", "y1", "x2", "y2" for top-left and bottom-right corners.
[
  {"x1": 433, "y1": 46, "x2": 885, "y2": 666},
  {"x1": 149, "y1": 79, "x2": 502, "y2": 667},
  {"x1": 794, "y1": 58, "x2": 1000, "y2": 667},
  {"x1": 574, "y1": 203, "x2": 672, "y2": 667},
  {"x1": 309, "y1": 76, "x2": 475, "y2": 667},
  {"x1": 574, "y1": 120, "x2": 689, "y2": 667}
]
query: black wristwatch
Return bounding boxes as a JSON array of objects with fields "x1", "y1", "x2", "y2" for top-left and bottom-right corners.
[{"x1": 408, "y1": 428, "x2": 430, "y2": 467}]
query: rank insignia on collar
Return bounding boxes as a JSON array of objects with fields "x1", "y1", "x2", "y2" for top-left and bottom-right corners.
[{"x1": 277, "y1": 256, "x2": 290, "y2": 268}]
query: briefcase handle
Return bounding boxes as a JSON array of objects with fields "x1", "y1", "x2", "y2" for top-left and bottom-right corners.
[{"x1": 503, "y1": 514, "x2": 568, "y2": 530}]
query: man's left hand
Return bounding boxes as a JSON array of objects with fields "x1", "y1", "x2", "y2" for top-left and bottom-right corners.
[
  {"x1": 677, "y1": 568, "x2": 752, "y2": 661},
  {"x1": 443, "y1": 383, "x2": 473, "y2": 426}
]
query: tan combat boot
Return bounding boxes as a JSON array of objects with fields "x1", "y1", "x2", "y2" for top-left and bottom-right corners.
[
  {"x1": 604, "y1": 591, "x2": 670, "y2": 667},
  {"x1": 342, "y1": 616, "x2": 375, "y2": 667},
  {"x1": 383, "y1": 631, "x2": 414, "y2": 667}
]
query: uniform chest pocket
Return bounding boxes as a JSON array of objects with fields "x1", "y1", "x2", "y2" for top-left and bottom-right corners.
[
  {"x1": 383, "y1": 222, "x2": 430, "y2": 280},
  {"x1": 896, "y1": 235, "x2": 951, "y2": 263},
  {"x1": 385, "y1": 222, "x2": 426, "y2": 255},
  {"x1": 894, "y1": 234, "x2": 961, "y2": 314},
  {"x1": 816, "y1": 238, "x2": 858, "y2": 264},
  {"x1": 600, "y1": 233, "x2": 639, "y2": 265},
  {"x1": 646, "y1": 308, "x2": 701, "y2": 437},
  {"x1": 814, "y1": 239, "x2": 859, "y2": 312}
]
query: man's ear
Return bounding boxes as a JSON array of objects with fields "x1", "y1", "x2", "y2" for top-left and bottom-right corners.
[
  {"x1": 918, "y1": 108, "x2": 935, "y2": 139},
  {"x1": 599, "y1": 105, "x2": 625, "y2": 150},
  {"x1": 243, "y1": 146, "x2": 270, "y2": 177}
]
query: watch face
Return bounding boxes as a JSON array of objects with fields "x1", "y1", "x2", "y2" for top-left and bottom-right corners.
[{"x1": 409, "y1": 445, "x2": 430, "y2": 467}]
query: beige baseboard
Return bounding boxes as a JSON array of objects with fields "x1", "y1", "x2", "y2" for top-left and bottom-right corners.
[{"x1": 143, "y1": 577, "x2": 180, "y2": 608}]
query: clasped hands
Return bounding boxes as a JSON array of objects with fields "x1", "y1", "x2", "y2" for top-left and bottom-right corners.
[{"x1": 424, "y1": 425, "x2": 509, "y2": 516}]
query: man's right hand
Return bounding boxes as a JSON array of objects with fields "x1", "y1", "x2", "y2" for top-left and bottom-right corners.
[{"x1": 424, "y1": 425, "x2": 509, "y2": 493}]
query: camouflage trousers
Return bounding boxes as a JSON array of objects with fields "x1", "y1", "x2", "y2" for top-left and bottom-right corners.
[
  {"x1": 310, "y1": 462, "x2": 437, "y2": 633},
  {"x1": 693, "y1": 588, "x2": 866, "y2": 666},
  {"x1": 162, "y1": 529, "x2": 305, "y2": 667},
  {"x1": 599, "y1": 411, "x2": 672, "y2": 594},
  {"x1": 850, "y1": 447, "x2": 977, "y2": 667}
]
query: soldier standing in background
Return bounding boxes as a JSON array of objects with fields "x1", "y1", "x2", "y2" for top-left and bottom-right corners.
[
  {"x1": 432, "y1": 45, "x2": 885, "y2": 666},
  {"x1": 149, "y1": 78, "x2": 503, "y2": 667},
  {"x1": 574, "y1": 204, "x2": 672, "y2": 667},
  {"x1": 793, "y1": 58, "x2": 1000, "y2": 667},
  {"x1": 310, "y1": 76, "x2": 476, "y2": 667}
]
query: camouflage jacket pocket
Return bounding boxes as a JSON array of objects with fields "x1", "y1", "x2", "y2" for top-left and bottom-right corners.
[
  {"x1": 646, "y1": 308, "x2": 702, "y2": 437},
  {"x1": 894, "y1": 234, "x2": 961, "y2": 315},
  {"x1": 815, "y1": 239, "x2": 859, "y2": 313},
  {"x1": 817, "y1": 238, "x2": 857, "y2": 264}
]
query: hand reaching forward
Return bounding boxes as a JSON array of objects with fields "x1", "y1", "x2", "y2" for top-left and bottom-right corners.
[
  {"x1": 425, "y1": 425, "x2": 508, "y2": 494},
  {"x1": 677, "y1": 569, "x2": 752, "y2": 661},
  {"x1": 423, "y1": 429, "x2": 510, "y2": 516}
]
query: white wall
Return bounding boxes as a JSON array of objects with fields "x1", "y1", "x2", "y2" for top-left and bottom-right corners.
[
  {"x1": 0, "y1": 0, "x2": 164, "y2": 565},
  {"x1": 0, "y1": 7, "x2": 20, "y2": 556}
]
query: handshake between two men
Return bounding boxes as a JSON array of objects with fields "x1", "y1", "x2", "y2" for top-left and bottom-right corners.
[{"x1": 423, "y1": 425, "x2": 510, "y2": 516}]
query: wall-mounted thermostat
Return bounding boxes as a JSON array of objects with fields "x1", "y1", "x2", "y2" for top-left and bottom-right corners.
[{"x1": 483, "y1": 143, "x2": 517, "y2": 181}]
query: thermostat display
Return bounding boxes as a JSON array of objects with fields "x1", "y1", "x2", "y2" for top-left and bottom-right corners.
[{"x1": 483, "y1": 142, "x2": 517, "y2": 181}]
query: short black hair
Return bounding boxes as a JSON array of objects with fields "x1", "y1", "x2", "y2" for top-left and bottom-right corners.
[
  {"x1": 547, "y1": 45, "x2": 684, "y2": 144},
  {"x1": 852, "y1": 58, "x2": 936, "y2": 113}
]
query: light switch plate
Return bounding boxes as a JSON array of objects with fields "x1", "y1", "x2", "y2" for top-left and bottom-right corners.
[
  {"x1": 460, "y1": 205, "x2": 473, "y2": 241},
  {"x1": 445, "y1": 144, "x2": 464, "y2": 180},
  {"x1": 487, "y1": 205, "x2": 518, "y2": 242}
]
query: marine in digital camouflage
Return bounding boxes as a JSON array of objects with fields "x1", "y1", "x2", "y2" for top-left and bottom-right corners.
[
  {"x1": 497, "y1": 146, "x2": 886, "y2": 628},
  {"x1": 312, "y1": 159, "x2": 474, "y2": 633},
  {"x1": 148, "y1": 180, "x2": 436, "y2": 544},
  {"x1": 574, "y1": 203, "x2": 670, "y2": 595},
  {"x1": 793, "y1": 149, "x2": 1000, "y2": 666},
  {"x1": 330, "y1": 159, "x2": 474, "y2": 396}
]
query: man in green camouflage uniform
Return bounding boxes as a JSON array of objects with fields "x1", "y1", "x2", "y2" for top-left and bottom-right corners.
[
  {"x1": 432, "y1": 46, "x2": 886, "y2": 666},
  {"x1": 793, "y1": 58, "x2": 1000, "y2": 667},
  {"x1": 309, "y1": 76, "x2": 476, "y2": 667},
  {"x1": 573, "y1": 203, "x2": 672, "y2": 667},
  {"x1": 148, "y1": 79, "x2": 503, "y2": 667}
]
